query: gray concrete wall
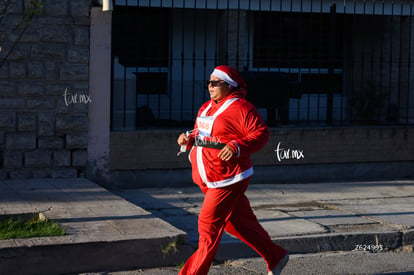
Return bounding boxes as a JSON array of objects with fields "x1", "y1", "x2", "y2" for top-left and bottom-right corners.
[
  {"x1": 109, "y1": 126, "x2": 414, "y2": 187},
  {"x1": 110, "y1": 126, "x2": 414, "y2": 170}
]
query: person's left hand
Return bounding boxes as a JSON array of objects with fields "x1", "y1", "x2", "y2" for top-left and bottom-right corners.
[{"x1": 218, "y1": 145, "x2": 235, "y2": 161}]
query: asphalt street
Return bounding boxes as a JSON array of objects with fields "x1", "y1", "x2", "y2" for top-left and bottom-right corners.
[{"x1": 82, "y1": 249, "x2": 414, "y2": 275}]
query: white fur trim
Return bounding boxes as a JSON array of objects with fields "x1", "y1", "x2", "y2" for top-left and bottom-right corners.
[
  {"x1": 205, "y1": 167, "x2": 254, "y2": 188},
  {"x1": 232, "y1": 141, "x2": 241, "y2": 157},
  {"x1": 211, "y1": 69, "x2": 238, "y2": 87}
]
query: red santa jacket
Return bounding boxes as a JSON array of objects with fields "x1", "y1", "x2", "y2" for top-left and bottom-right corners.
[{"x1": 188, "y1": 89, "x2": 269, "y2": 188}]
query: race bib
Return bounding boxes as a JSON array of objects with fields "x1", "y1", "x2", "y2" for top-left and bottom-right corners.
[
  {"x1": 197, "y1": 116, "x2": 214, "y2": 137},
  {"x1": 196, "y1": 98, "x2": 240, "y2": 138}
]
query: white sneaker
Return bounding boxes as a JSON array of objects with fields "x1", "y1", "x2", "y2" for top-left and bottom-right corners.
[{"x1": 268, "y1": 254, "x2": 289, "y2": 275}]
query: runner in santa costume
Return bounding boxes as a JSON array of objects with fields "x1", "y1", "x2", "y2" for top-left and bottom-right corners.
[{"x1": 177, "y1": 65, "x2": 289, "y2": 275}]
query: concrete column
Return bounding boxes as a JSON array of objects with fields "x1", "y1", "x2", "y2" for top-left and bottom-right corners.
[{"x1": 88, "y1": 7, "x2": 112, "y2": 183}]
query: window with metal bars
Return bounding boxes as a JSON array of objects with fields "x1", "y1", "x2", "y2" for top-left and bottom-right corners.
[
  {"x1": 253, "y1": 11, "x2": 344, "y2": 69},
  {"x1": 113, "y1": 7, "x2": 169, "y2": 68},
  {"x1": 110, "y1": 1, "x2": 414, "y2": 130},
  {"x1": 113, "y1": 6, "x2": 169, "y2": 99}
]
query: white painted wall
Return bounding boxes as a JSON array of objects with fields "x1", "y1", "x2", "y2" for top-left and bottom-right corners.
[{"x1": 88, "y1": 7, "x2": 112, "y2": 180}]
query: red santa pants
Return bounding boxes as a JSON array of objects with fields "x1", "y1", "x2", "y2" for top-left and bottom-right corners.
[{"x1": 179, "y1": 178, "x2": 287, "y2": 275}]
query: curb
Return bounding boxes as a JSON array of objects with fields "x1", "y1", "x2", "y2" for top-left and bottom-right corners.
[
  {"x1": 0, "y1": 236, "x2": 193, "y2": 275},
  {"x1": 215, "y1": 230, "x2": 414, "y2": 261},
  {"x1": 2, "y1": 229, "x2": 412, "y2": 274},
  {"x1": 403, "y1": 229, "x2": 414, "y2": 247},
  {"x1": 1, "y1": 224, "x2": 413, "y2": 274}
]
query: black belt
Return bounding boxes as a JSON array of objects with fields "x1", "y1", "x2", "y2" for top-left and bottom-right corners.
[{"x1": 194, "y1": 136, "x2": 226, "y2": 149}]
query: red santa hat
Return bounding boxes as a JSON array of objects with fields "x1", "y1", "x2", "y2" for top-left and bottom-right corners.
[{"x1": 211, "y1": 65, "x2": 247, "y2": 89}]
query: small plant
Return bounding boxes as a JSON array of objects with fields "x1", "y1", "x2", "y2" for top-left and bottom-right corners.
[
  {"x1": 161, "y1": 240, "x2": 179, "y2": 256},
  {"x1": 0, "y1": 214, "x2": 65, "y2": 240},
  {"x1": 175, "y1": 262, "x2": 185, "y2": 270},
  {"x1": 161, "y1": 237, "x2": 186, "y2": 258}
]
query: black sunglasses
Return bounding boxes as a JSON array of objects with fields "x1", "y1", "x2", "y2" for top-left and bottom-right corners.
[{"x1": 206, "y1": 80, "x2": 225, "y2": 87}]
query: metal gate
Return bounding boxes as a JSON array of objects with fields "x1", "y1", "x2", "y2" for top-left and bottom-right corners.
[{"x1": 111, "y1": 0, "x2": 414, "y2": 130}]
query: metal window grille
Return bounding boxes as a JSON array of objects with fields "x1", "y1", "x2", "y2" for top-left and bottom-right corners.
[{"x1": 111, "y1": 0, "x2": 414, "y2": 130}]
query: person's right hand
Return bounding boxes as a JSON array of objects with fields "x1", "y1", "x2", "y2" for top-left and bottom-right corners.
[{"x1": 177, "y1": 133, "x2": 189, "y2": 146}]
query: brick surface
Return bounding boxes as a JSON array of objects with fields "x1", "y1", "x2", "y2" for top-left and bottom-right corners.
[
  {"x1": 70, "y1": 0, "x2": 91, "y2": 17},
  {"x1": 7, "y1": 44, "x2": 30, "y2": 60},
  {"x1": 47, "y1": 83, "x2": 70, "y2": 96},
  {"x1": 56, "y1": 115, "x2": 88, "y2": 132},
  {"x1": 0, "y1": 131, "x2": 4, "y2": 145},
  {"x1": 53, "y1": 150, "x2": 71, "y2": 167},
  {"x1": 0, "y1": 0, "x2": 89, "y2": 178},
  {"x1": 72, "y1": 150, "x2": 88, "y2": 166},
  {"x1": 31, "y1": 44, "x2": 65, "y2": 60},
  {"x1": 3, "y1": 151, "x2": 23, "y2": 169},
  {"x1": 32, "y1": 168, "x2": 50, "y2": 178},
  {"x1": 0, "y1": 63, "x2": 8, "y2": 79},
  {"x1": 68, "y1": 47, "x2": 89, "y2": 64},
  {"x1": 9, "y1": 62, "x2": 26, "y2": 78},
  {"x1": 18, "y1": 81, "x2": 44, "y2": 96},
  {"x1": 0, "y1": 98, "x2": 25, "y2": 109},
  {"x1": 27, "y1": 61, "x2": 44, "y2": 79},
  {"x1": 73, "y1": 26, "x2": 89, "y2": 46},
  {"x1": 45, "y1": 61, "x2": 57, "y2": 80},
  {"x1": 38, "y1": 137, "x2": 64, "y2": 150},
  {"x1": 5, "y1": 133, "x2": 36, "y2": 150},
  {"x1": 59, "y1": 63, "x2": 89, "y2": 81},
  {"x1": 38, "y1": 16, "x2": 73, "y2": 26},
  {"x1": 8, "y1": 0, "x2": 23, "y2": 13},
  {"x1": 43, "y1": 0, "x2": 69, "y2": 16},
  {"x1": 8, "y1": 169, "x2": 32, "y2": 179},
  {"x1": 11, "y1": 29, "x2": 41, "y2": 43},
  {"x1": 38, "y1": 112, "x2": 55, "y2": 137},
  {"x1": 56, "y1": 95, "x2": 75, "y2": 113},
  {"x1": 50, "y1": 168, "x2": 78, "y2": 178},
  {"x1": 42, "y1": 26, "x2": 72, "y2": 44},
  {"x1": 0, "y1": 81, "x2": 14, "y2": 97},
  {"x1": 27, "y1": 97, "x2": 56, "y2": 109},
  {"x1": 25, "y1": 150, "x2": 52, "y2": 168},
  {"x1": 66, "y1": 133, "x2": 88, "y2": 149},
  {"x1": 0, "y1": 112, "x2": 16, "y2": 128},
  {"x1": 73, "y1": 16, "x2": 90, "y2": 26},
  {"x1": 17, "y1": 113, "x2": 37, "y2": 131}
]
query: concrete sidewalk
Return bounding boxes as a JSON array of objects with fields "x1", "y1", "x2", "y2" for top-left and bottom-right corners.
[
  {"x1": 0, "y1": 178, "x2": 192, "y2": 275},
  {"x1": 115, "y1": 179, "x2": 414, "y2": 261},
  {"x1": 0, "y1": 178, "x2": 413, "y2": 274}
]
